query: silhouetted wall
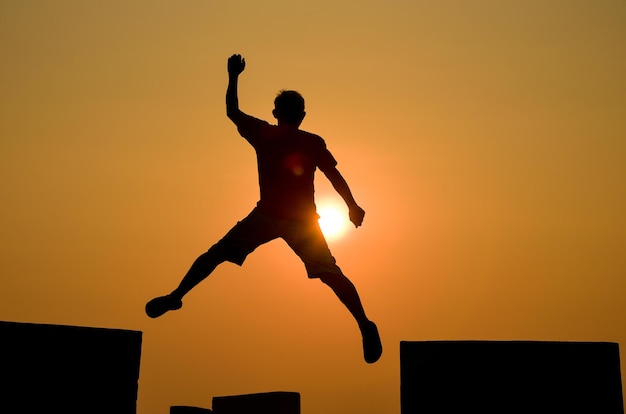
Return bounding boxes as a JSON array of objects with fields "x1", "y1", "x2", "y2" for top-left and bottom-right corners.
[
  {"x1": 212, "y1": 391, "x2": 300, "y2": 414},
  {"x1": 171, "y1": 406, "x2": 213, "y2": 414},
  {"x1": 0, "y1": 321, "x2": 142, "y2": 414},
  {"x1": 400, "y1": 340, "x2": 624, "y2": 413}
]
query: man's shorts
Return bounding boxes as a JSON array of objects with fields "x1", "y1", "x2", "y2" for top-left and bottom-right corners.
[{"x1": 211, "y1": 208, "x2": 342, "y2": 278}]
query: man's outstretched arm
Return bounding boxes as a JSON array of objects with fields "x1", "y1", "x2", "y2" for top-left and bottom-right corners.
[
  {"x1": 322, "y1": 166, "x2": 366, "y2": 227},
  {"x1": 226, "y1": 54, "x2": 245, "y2": 124}
]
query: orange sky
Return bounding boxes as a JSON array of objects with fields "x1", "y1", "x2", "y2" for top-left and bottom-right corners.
[{"x1": 1, "y1": 1, "x2": 625, "y2": 413}]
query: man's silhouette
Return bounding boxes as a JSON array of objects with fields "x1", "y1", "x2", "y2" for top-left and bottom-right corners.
[{"x1": 146, "y1": 54, "x2": 382, "y2": 364}]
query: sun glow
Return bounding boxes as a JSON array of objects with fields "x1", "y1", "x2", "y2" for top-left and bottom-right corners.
[{"x1": 317, "y1": 203, "x2": 349, "y2": 240}]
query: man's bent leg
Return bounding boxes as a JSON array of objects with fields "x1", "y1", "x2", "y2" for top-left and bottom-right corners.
[
  {"x1": 146, "y1": 209, "x2": 275, "y2": 318},
  {"x1": 318, "y1": 272, "x2": 368, "y2": 327},
  {"x1": 318, "y1": 272, "x2": 382, "y2": 363}
]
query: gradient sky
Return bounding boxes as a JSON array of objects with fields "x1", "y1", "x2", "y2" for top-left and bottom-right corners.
[{"x1": 1, "y1": 1, "x2": 625, "y2": 413}]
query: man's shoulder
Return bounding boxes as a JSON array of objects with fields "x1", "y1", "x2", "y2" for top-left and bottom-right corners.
[
  {"x1": 294, "y1": 128, "x2": 326, "y2": 144},
  {"x1": 235, "y1": 114, "x2": 270, "y2": 142},
  {"x1": 239, "y1": 114, "x2": 270, "y2": 129},
  {"x1": 263, "y1": 125, "x2": 326, "y2": 144}
]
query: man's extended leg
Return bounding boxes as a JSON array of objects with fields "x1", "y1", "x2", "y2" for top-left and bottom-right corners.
[
  {"x1": 146, "y1": 209, "x2": 276, "y2": 318},
  {"x1": 145, "y1": 245, "x2": 226, "y2": 318},
  {"x1": 318, "y1": 272, "x2": 382, "y2": 363}
]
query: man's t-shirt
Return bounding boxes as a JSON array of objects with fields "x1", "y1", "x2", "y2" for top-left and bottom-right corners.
[{"x1": 235, "y1": 114, "x2": 337, "y2": 220}]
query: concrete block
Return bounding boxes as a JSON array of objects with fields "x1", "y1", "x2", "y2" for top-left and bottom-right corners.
[
  {"x1": 0, "y1": 320, "x2": 142, "y2": 414},
  {"x1": 400, "y1": 340, "x2": 624, "y2": 413},
  {"x1": 212, "y1": 391, "x2": 300, "y2": 414},
  {"x1": 171, "y1": 406, "x2": 213, "y2": 414}
]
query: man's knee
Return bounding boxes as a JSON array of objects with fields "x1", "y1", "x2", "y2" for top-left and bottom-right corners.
[
  {"x1": 206, "y1": 241, "x2": 248, "y2": 266},
  {"x1": 317, "y1": 271, "x2": 345, "y2": 285},
  {"x1": 195, "y1": 245, "x2": 226, "y2": 266}
]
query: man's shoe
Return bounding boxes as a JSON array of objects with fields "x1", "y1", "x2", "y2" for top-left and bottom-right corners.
[
  {"x1": 145, "y1": 294, "x2": 182, "y2": 318},
  {"x1": 362, "y1": 321, "x2": 382, "y2": 363}
]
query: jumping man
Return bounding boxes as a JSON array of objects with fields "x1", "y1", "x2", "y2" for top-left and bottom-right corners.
[{"x1": 146, "y1": 54, "x2": 382, "y2": 364}]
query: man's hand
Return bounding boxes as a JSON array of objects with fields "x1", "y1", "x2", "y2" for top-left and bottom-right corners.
[
  {"x1": 228, "y1": 54, "x2": 245, "y2": 76},
  {"x1": 349, "y1": 205, "x2": 366, "y2": 228}
]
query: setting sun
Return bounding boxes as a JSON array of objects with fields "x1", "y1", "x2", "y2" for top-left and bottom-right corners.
[{"x1": 317, "y1": 203, "x2": 349, "y2": 240}]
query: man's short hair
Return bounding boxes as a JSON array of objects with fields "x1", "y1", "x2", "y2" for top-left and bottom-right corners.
[{"x1": 274, "y1": 90, "x2": 305, "y2": 125}]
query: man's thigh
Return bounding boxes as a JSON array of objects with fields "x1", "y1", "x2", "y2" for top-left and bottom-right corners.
[{"x1": 214, "y1": 209, "x2": 280, "y2": 265}]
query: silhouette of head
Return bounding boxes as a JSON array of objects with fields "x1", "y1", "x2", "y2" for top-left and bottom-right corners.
[{"x1": 273, "y1": 90, "x2": 306, "y2": 126}]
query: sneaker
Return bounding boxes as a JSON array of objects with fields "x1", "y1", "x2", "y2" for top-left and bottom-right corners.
[
  {"x1": 145, "y1": 294, "x2": 183, "y2": 318},
  {"x1": 361, "y1": 321, "x2": 382, "y2": 363}
]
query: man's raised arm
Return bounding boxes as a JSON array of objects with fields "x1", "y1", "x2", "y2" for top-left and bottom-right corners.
[{"x1": 226, "y1": 54, "x2": 246, "y2": 123}]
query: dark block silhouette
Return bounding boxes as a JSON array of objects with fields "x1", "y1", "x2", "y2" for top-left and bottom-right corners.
[
  {"x1": 171, "y1": 406, "x2": 213, "y2": 414},
  {"x1": 212, "y1": 391, "x2": 300, "y2": 414},
  {"x1": 400, "y1": 340, "x2": 624, "y2": 413},
  {"x1": 0, "y1": 320, "x2": 142, "y2": 414}
]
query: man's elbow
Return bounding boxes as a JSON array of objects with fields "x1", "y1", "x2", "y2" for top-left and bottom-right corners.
[{"x1": 226, "y1": 107, "x2": 241, "y2": 122}]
